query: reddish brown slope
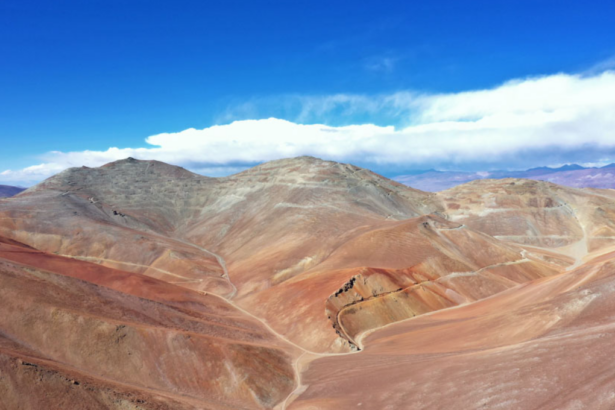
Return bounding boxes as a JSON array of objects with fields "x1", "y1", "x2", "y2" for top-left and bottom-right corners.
[
  {"x1": 0, "y1": 237, "x2": 298, "y2": 410},
  {"x1": 0, "y1": 159, "x2": 233, "y2": 296},
  {"x1": 242, "y1": 214, "x2": 567, "y2": 353},
  {"x1": 182, "y1": 156, "x2": 444, "y2": 297},
  {"x1": 288, "y1": 249, "x2": 615, "y2": 410},
  {"x1": 0, "y1": 157, "x2": 442, "y2": 300},
  {"x1": 0, "y1": 157, "x2": 452, "y2": 354},
  {"x1": 0, "y1": 158, "x2": 575, "y2": 355},
  {"x1": 2, "y1": 157, "x2": 615, "y2": 408}
]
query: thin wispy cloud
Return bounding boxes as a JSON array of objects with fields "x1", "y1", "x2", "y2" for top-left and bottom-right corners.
[
  {"x1": 365, "y1": 56, "x2": 400, "y2": 73},
  {"x1": 584, "y1": 55, "x2": 615, "y2": 75},
  {"x1": 2, "y1": 70, "x2": 615, "y2": 186},
  {"x1": 216, "y1": 92, "x2": 420, "y2": 126}
]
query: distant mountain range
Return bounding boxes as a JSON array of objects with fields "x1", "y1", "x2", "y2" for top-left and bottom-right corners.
[
  {"x1": 394, "y1": 163, "x2": 615, "y2": 191},
  {"x1": 0, "y1": 185, "x2": 25, "y2": 198}
]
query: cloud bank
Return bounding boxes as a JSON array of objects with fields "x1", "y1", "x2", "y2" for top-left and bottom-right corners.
[{"x1": 2, "y1": 70, "x2": 615, "y2": 186}]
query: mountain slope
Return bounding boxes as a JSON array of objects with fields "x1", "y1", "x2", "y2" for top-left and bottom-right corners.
[
  {"x1": 288, "y1": 247, "x2": 615, "y2": 410},
  {"x1": 0, "y1": 157, "x2": 573, "y2": 354},
  {"x1": 0, "y1": 185, "x2": 25, "y2": 198},
  {"x1": 243, "y1": 214, "x2": 565, "y2": 352},
  {"x1": 3, "y1": 156, "x2": 615, "y2": 408},
  {"x1": 0, "y1": 236, "x2": 298, "y2": 410},
  {"x1": 0, "y1": 159, "x2": 232, "y2": 296},
  {"x1": 395, "y1": 164, "x2": 615, "y2": 191},
  {"x1": 439, "y1": 178, "x2": 615, "y2": 253}
]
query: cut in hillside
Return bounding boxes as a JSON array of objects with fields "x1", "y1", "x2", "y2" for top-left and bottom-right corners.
[
  {"x1": 288, "y1": 246, "x2": 615, "y2": 410},
  {"x1": 243, "y1": 213, "x2": 567, "y2": 352}
]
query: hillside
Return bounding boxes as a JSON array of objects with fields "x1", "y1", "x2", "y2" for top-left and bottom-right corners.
[
  {"x1": 0, "y1": 236, "x2": 298, "y2": 409},
  {"x1": 3, "y1": 156, "x2": 615, "y2": 408},
  {"x1": 289, "y1": 246, "x2": 615, "y2": 409},
  {"x1": 0, "y1": 157, "x2": 571, "y2": 353}
]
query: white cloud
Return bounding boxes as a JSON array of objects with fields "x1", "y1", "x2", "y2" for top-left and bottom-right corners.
[
  {"x1": 2, "y1": 70, "x2": 615, "y2": 186},
  {"x1": 1, "y1": 163, "x2": 67, "y2": 181}
]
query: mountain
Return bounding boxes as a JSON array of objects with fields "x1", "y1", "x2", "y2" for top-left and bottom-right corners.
[
  {"x1": 553, "y1": 164, "x2": 586, "y2": 171},
  {"x1": 289, "y1": 246, "x2": 615, "y2": 409},
  {"x1": 288, "y1": 176, "x2": 615, "y2": 410},
  {"x1": 439, "y1": 178, "x2": 615, "y2": 251},
  {"x1": 3, "y1": 156, "x2": 615, "y2": 409},
  {"x1": 0, "y1": 157, "x2": 569, "y2": 353},
  {"x1": 394, "y1": 163, "x2": 615, "y2": 191},
  {"x1": 0, "y1": 184, "x2": 25, "y2": 198}
]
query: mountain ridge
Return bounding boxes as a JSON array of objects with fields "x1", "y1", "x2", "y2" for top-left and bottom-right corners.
[
  {"x1": 0, "y1": 184, "x2": 25, "y2": 198},
  {"x1": 4, "y1": 156, "x2": 615, "y2": 408},
  {"x1": 395, "y1": 162, "x2": 615, "y2": 191},
  {"x1": 1, "y1": 156, "x2": 594, "y2": 352}
]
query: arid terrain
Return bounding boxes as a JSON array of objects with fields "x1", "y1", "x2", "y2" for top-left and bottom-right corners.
[
  {"x1": 0, "y1": 185, "x2": 24, "y2": 198},
  {"x1": 2, "y1": 156, "x2": 615, "y2": 409}
]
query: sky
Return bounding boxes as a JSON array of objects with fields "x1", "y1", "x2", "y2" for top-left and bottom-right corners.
[{"x1": 1, "y1": 0, "x2": 615, "y2": 186}]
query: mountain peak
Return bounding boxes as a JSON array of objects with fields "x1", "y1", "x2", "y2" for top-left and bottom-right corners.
[
  {"x1": 29, "y1": 157, "x2": 203, "y2": 194},
  {"x1": 553, "y1": 164, "x2": 585, "y2": 171}
]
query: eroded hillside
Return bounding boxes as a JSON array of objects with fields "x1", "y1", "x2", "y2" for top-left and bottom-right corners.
[
  {"x1": 2, "y1": 156, "x2": 615, "y2": 409},
  {"x1": 0, "y1": 236, "x2": 298, "y2": 410}
]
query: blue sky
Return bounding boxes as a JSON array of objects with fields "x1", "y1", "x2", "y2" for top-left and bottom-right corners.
[{"x1": 2, "y1": 0, "x2": 615, "y2": 185}]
